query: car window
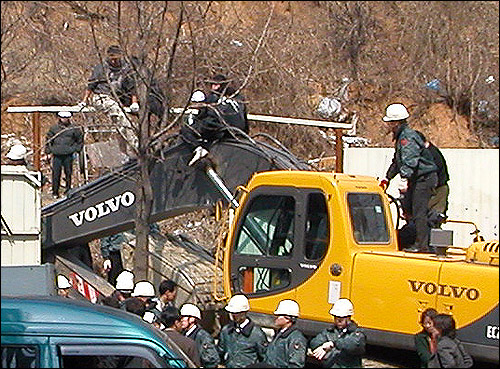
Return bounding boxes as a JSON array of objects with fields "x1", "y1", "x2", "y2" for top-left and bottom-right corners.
[
  {"x1": 1, "y1": 345, "x2": 39, "y2": 368},
  {"x1": 58, "y1": 344, "x2": 179, "y2": 368}
]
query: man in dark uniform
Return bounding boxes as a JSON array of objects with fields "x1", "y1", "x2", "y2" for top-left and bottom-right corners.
[
  {"x1": 217, "y1": 294, "x2": 268, "y2": 367},
  {"x1": 379, "y1": 103, "x2": 438, "y2": 252},
  {"x1": 45, "y1": 111, "x2": 84, "y2": 198},
  {"x1": 180, "y1": 303, "x2": 220, "y2": 368},
  {"x1": 309, "y1": 298, "x2": 366, "y2": 367},
  {"x1": 263, "y1": 299, "x2": 307, "y2": 368}
]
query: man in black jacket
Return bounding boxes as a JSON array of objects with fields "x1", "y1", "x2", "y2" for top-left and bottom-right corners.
[
  {"x1": 180, "y1": 74, "x2": 248, "y2": 150},
  {"x1": 45, "y1": 111, "x2": 84, "y2": 198},
  {"x1": 416, "y1": 131, "x2": 450, "y2": 227}
]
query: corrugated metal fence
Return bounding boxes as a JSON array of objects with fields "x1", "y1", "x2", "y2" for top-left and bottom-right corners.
[{"x1": 344, "y1": 148, "x2": 499, "y2": 247}]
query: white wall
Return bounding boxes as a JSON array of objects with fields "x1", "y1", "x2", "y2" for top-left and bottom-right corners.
[{"x1": 344, "y1": 148, "x2": 499, "y2": 247}]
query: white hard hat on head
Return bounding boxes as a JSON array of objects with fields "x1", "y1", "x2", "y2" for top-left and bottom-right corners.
[
  {"x1": 131, "y1": 281, "x2": 155, "y2": 297},
  {"x1": 225, "y1": 294, "x2": 250, "y2": 313},
  {"x1": 274, "y1": 299, "x2": 300, "y2": 317},
  {"x1": 115, "y1": 270, "x2": 134, "y2": 291},
  {"x1": 180, "y1": 303, "x2": 201, "y2": 320},
  {"x1": 57, "y1": 274, "x2": 72, "y2": 289},
  {"x1": 330, "y1": 298, "x2": 354, "y2": 317},
  {"x1": 383, "y1": 103, "x2": 409, "y2": 122},
  {"x1": 191, "y1": 90, "x2": 206, "y2": 102},
  {"x1": 7, "y1": 144, "x2": 27, "y2": 160},
  {"x1": 58, "y1": 111, "x2": 72, "y2": 118}
]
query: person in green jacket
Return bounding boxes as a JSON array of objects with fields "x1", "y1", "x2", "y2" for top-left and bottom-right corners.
[
  {"x1": 217, "y1": 294, "x2": 268, "y2": 367},
  {"x1": 379, "y1": 103, "x2": 438, "y2": 253},
  {"x1": 309, "y1": 298, "x2": 366, "y2": 368},
  {"x1": 263, "y1": 299, "x2": 307, "y2": 368},
  {"x1": 180, "y1": 303, "x2": 220, "y2": 368},
  {"x1": 414, "y1": 308, "x2": 439, "y2": 367}
]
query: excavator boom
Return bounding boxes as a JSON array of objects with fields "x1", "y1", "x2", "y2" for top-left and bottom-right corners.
[{"x1": 42, "y1": 138, "x2": 309, "y2": 251}]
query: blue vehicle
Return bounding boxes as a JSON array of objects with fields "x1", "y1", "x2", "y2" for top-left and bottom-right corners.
[{"x1": 1, "y1": 296, "x2": 196, "y2": 368}]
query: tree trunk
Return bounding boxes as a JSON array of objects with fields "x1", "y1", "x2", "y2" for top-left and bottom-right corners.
[
  {"x1": 133, "y1": 81, "x2": 155, "y2": 280},
  {"x1": 133, "y1": 153, "x2": 153, "y2": 280}
]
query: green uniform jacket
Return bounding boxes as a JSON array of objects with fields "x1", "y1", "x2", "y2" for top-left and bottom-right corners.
[
  {"x1": 309, "y1": 321, "x2": 366, "y2": 368},
  {"x1": 386, "y1": 123, "x2": 437, "y2": 181},
  {"x1": 264, "y1": 325, "x2": 307, "y2": 368},
  {"x1": 414, "y1": 330, "x2": 433, "y2": 367},
  {"x1": 217, "y1": 319, "x2": 268, "y2": 368},
  {"x1": 186, "y1": 325, "x2": 220, "y2": 368}
]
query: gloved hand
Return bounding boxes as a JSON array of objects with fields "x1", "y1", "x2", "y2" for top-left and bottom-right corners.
[
  {"x1": 103, "y1": 259, "x2": 112, "y2": 271},
  {"x1": 77, "y1": 101, "x2": 87, "y2": 109},
  {"x1": 398, "y1": 178, "x2": 408, "y2": 193},
  {"x1": 129, "y1": 102, "x2": 140, "y2": 113},
  {"x1": 188, "y1": 146, "x2": 209, "y2": 166},
  {"x1": 312, "y1": 341, "x2": 334, "y2": 360},
  {"x1": 379, "y1": 178, "x2": 389, "y2": 190}
]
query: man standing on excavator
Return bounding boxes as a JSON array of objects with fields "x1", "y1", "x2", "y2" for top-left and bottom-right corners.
[
  {"x1": 379, "y1": 103, "x2": 438, "y2": 253},
  {"x1": 80, "y1": 45, "x2": 139, "y2": 155}
]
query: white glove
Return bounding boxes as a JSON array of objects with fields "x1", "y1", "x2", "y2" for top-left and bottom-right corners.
[
  {"x1": 129, "y1": 102, "x2": 140, "y2": 113},
  {"x1": 398, "y1": 178, "x2": 408, "y2": 193},
  {"x1": 77, "y1": 101, "x2": 87, "y2": 109},
  {"x1": 322, "y1": 341, "x2": 334, "y2": 350},
  {"x1": 312, "y1": 341, "x2": 333, "y2": 360},
  {"x1": 188, "y1": 146, "x2": 209, "y2": 166},
  {"x1": 103, "y1": 259, "x2": 112, "y2": 271}
]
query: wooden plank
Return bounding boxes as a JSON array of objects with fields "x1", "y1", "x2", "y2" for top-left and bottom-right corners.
[{"x1": 7, "y1": 105, "x2": 353, "y2": 129}]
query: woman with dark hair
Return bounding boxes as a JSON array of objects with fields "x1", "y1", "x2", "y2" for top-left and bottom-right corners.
[
  {"x1": 428, "y1": 314, "x2": 473, "y2": 368},
  {"x1": 414, "y1": 308, "x2": 438, "y2": 367}
]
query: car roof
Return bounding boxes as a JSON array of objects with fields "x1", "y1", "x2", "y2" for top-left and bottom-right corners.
[{"x1": 1, "y1": 295, "x2": 163, "y2": 342}]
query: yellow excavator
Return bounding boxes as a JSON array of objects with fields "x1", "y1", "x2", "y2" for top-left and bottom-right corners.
[{"x1": 219, "y1": 170, "x2": 499, "y2": 363}]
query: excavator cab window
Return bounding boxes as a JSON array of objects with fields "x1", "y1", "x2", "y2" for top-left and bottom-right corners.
[
  {"x1": 304, "y1": 193, "x2": 329, "y2": 260},
  {"x1": 237, "y1": 266, "x2": 291, "y2": 294},
  {"x1": 348, "y1": 193, "x2": 389, "y2": 243},
  {"x1": 235, "y1": 195, "x2": 295, "y2": 257},
  {"x1": 231, "y1": 189, "x2": 326, "y2": 297}
]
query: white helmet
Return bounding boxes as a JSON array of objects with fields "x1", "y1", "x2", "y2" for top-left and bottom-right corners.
[
  {"x1": 131, "y1": 281, "x2": 155, "y2": 297},
  {"x1": 274, "y1": 299, "x2": 300, "y2": 317},
  {"x1": 7, "y1": 144, "x2": 27, "y2": 160},
  {"x1": 57, "y1": 275, "x2": 72, "y2": 289},
  {"x1": 191, "y1": 90, "x2": 206, "y2": 102},
  {"x1": 329, "y1": 298, "x2": 354, "y2": 317},
  {"x1": 115, "y1": 270, "x2": 134, "y2": 291},
  {"x1": 180, "y1": 303, "x2": 201, "y2": 320},
  {"x1": 225, "y1": 294, "x2": 250, "y2": 313},
  {"x1": 383, "y1": 103, "x2": 409, "y2": 122}
]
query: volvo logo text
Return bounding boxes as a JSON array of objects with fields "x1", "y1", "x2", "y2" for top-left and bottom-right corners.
[
  {"x1": 408, "y1": 280, "x2": 479, "y2": 300},
  {"x1": 68, "y1": 191, "x2": 135, "y2": 227}
]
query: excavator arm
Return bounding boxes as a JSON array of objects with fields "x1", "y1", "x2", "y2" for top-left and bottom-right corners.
[{"x1": 41, "y1": 137, "x2": 309, "y2": 254}]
